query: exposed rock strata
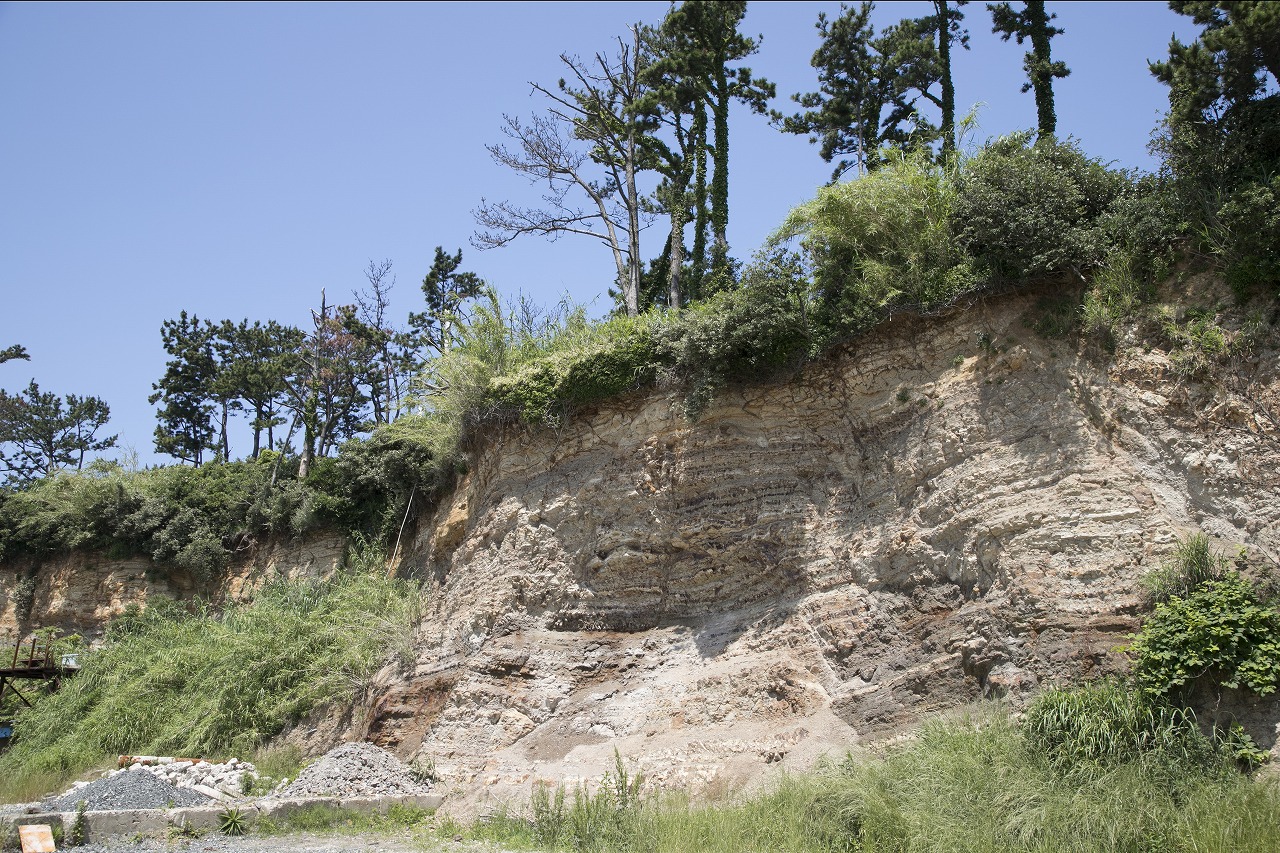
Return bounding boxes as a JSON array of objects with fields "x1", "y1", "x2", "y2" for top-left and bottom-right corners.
[
  {"x1": 0, "y1": 534, "x2": 345, "y2": 641},
  {"x1": 369, "y1": 286, "x2": 1280, "y2": 809}
]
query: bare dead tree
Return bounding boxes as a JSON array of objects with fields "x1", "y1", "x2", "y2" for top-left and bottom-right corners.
[{"x1": 473, "y1": 28, "x2": 654, "y2": 316}]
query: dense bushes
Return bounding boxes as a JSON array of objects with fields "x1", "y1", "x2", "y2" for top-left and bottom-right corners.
[
  {"x1": 0, "y1": 429, "x2": 455, "y2": 581},
  {"x1": 1023, "y1": 681, "x2": 1220, "y2": 772},
  {"x1": 953, "y1": 133, "x2": 1130, "y2": 281},
  {"x1": 772, "y1": 148, "x2": 977, "y2": 334},
  {"x1": 0, "y1": 568, "x2": 419, "y2": 802},
  {"x1": 1131, "y1": 572, "x2": 1280, "y2": 700},
  {"x1": 1127, "y1": 534, "x2": 1280, "y2": 702},
  {"x1": 0, "y1": 459, "x2": 327, "y2": 581}
]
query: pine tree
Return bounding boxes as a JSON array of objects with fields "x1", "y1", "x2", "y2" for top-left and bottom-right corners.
[
  {"x1": 659, "y1": 1, "x2": 774, "y2": 287},
  {"x1": 150, "y1": 312, "x2": 217, "y2": 464},
  {"x1": 778, "y1": 2, "x2": 967, "y2": 180},
  {"x1": 988, "y1": 0, "x2": 1069, "y2": 138},
  {"x1": 0, "y1": 381, "x2": 116, "y2": 483}
]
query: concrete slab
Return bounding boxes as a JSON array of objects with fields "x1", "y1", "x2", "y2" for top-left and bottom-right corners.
[{"x1": 2, "y1": 792, "x2": 441, "y2": 843}]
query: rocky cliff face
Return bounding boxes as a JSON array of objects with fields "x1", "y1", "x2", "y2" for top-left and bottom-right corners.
[
  {"x1": 365, "y1": 283, "x2": 1280, "y2": 808},
  {"x1": 0, "y1": 535, "x2": 345, "y2": 643}
]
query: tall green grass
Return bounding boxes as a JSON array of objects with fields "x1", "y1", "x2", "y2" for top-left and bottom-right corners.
[
  {"x1": 0, "y1": 569, "x2": 420, "y2": 803},
  {"x1": 465, "y1": 708, "x2": 1280, "y2": 853}
]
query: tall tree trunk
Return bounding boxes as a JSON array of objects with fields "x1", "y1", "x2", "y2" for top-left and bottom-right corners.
[
  {"x1": 710, "y1": 63, "x2": 731, "y2": 283},
  {"x1": 1026, "y1": 0, "x2": 1057, "y2": 137},
  {"x1": 218, "y1": 401, "x2": 229, "y2": 462},
  {"x1": 690, "y1": 102, "x2": 709, "y2": 298},
  {"x1": 666, "y1": 206, "x2": 686, "y2": 310},
  {"x1": 624, "y1": 125, "x2": 641, "y2": 317},
  {"x1": 251, "y1": 407, "x2": 262, "y2": 459},
  {"x1": 937, "y1": 0, "x2": 956, "y2": 157}
]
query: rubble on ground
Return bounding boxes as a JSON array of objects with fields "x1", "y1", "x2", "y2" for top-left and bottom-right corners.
[
  {"x1": 279, "y1": 742, "x2": 430, "y2": 798},
  {"x1": 42, "y1": 766, "x2": 213, "y2": 812}
]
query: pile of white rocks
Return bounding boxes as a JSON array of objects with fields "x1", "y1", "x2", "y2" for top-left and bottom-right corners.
[{"x1": 119, "y1": 756, "x2": 258, "y2": 801}]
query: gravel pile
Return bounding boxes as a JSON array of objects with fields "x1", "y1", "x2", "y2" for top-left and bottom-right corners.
[
  {"x1": 280, "y1": 742, "x2": 430, "y2": 798},
  {"x1": 43, "y1": 766, "x2": 213, "y2": 812}
]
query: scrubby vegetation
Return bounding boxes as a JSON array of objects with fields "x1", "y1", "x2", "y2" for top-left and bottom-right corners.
[
  {"x1": 0, "y1": 562, "x2": 419, "y2": 803},
  {"x1": 456, "y1": 707, "x2": 1279, "y2": 853},
  {"x1": 3, "y1": 114, "x2": 1276, "y2": 588}
]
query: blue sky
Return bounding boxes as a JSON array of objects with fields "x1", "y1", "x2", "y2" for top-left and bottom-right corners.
[{"x1": 0, "y1": 1, "x2": 1200, "y2": 466}]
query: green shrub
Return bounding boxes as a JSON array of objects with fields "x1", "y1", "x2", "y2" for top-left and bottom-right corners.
[
  {"x1": 1080, "y1": 251, "x2": 1157, "y2": 343},
  {"x1": 954, "y1": 133, "x2": 1130, "y2": 281},
  {"x1": 773, "y1": 148, "x2": 976, "y2": 334},
  {"x1": 1023, "y1": 681, "x2": 1220, "y2": 772},
  {"x1": 1218, "y1": 174, "x2": 1280, "y2": 292},
  {"x1": 1155, "y1": 306, "x2": 1243, "y2": 378},
  {"x1": 653, "y1": 249, "x2": 816, "y2": 418},
  {"x1": 1130, "y1": 572, "x2": 1280, "y2": 700},
  {"x1": 1143, "y1": 533, "x2": 1228, "y2": 605},
  {"x1": 487, "y1": 321, "x2": 658, "y2": 425},
  {"x1": 0, "y1": 427, "x2": 452, "y2": 581}
]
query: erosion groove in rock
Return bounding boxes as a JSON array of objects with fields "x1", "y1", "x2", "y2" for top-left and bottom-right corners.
[{"x1": 366, "y1": 288, "x2": 1280, "y2": 811}]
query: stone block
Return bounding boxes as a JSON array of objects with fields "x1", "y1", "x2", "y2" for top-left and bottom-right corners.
[{"x1": 80, "y1": 808, "x2": 169, "y2": 840}]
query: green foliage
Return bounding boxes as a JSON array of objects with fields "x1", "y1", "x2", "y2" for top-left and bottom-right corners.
[
  {"x1": 773, "y1": 148, "x2": 976, "y2": 335},
  {"x1": 68, "y1": 800, "x2": 87, "y2": 847},
  {"x1": 468, "y1": 711, "x2": 1280, "y2": 853},
  {"x1": 1152, "y1": 2, "x2": 1280, "y2": 293},
  {"x1": 256, "y1": 802, "x2": 430, "y2": 836},
  {"x1": 0, "y1": 571, "x2": 419, "y2": 801},
  {"x1": 1023, "y1": 681, "x2": 1220, "y2": 772},
  {"x1": 653, "y1": 249, "x2": 816, "y2": 417},
  {"x1": 953, "y1": 133, "x2": 1129, "y2": 280},
  {"x1": 1156, "y1": 305, "x2": 1245, "y2": 377},
  {"x1": 1130, "y1": 572, "x2": 1280, "y2": 700},
  {"x1": 488, "y1": 318, "x2": 658, "y2": 426},
  {"x1": 522, "y1": 751, "x2": 645, "y2": 852},
  {"x1": 988, "y1": 1, "x2": 1070, "y2": 137},
  {"x1": 1080, "y1": 252, "x2": 1154, "y2": 343},
  {"x1": 11, "y1": 573, "x2": 36, "y2": 624},
  {"x1": 1143, "y1": 532, "x2": 1228, "y2": 605},
  {"x1": 0, "y1": 420, "x2": 450, "y2": 575},
  {"x1": 218, "y1": 806, "x2": 248, "y2": 836},
  {"x1": 0, "y1": 380, "x2": 116, "y2": 485}
]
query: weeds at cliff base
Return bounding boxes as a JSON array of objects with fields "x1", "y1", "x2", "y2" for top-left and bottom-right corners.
[
  {"x1": 461, "y1": 708, "x2": 1280, "y2": 853},
  {"x1": 0, "y1": 570, "x2": 420, "y2": 803}
]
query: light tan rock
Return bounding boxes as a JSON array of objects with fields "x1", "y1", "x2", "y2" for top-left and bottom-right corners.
[
  {"x1": 363, "y1": 290, "x2": 1280, "y2": 813},
  {"x1": 0, "y1": 534, "x2": 345, "y2": 642}
]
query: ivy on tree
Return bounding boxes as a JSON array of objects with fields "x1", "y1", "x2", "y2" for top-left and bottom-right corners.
[
  {"x1": 988, "y1": 0, "x2": 1069, "y2": 138},
  {"x1": 659, "y1": 0, "x2": 773, "y2": 287},
  {"x1": 777, "y1": 1, "x2": 969, "y2": 180}
]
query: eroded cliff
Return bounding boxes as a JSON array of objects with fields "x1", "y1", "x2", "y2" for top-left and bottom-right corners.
[
  {"x1": 0, "y1": 535, "x2": 345, "y2": 642},
  {"x1": 365, "y1": 283, "x2": 1280, "y2": 808}
]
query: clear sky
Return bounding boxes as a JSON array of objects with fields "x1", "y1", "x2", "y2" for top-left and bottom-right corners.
[{"x1": 0, "y1": 1, "x2": 1200, "y2": 466}]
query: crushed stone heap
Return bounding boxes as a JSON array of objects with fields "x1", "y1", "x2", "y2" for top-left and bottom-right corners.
[
  {"x1": 279, "y1": 742, "x2": 430, "y2": 798},
  {"x1": 43, "y1": 767, "x2": 213, "y2": 812}
]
